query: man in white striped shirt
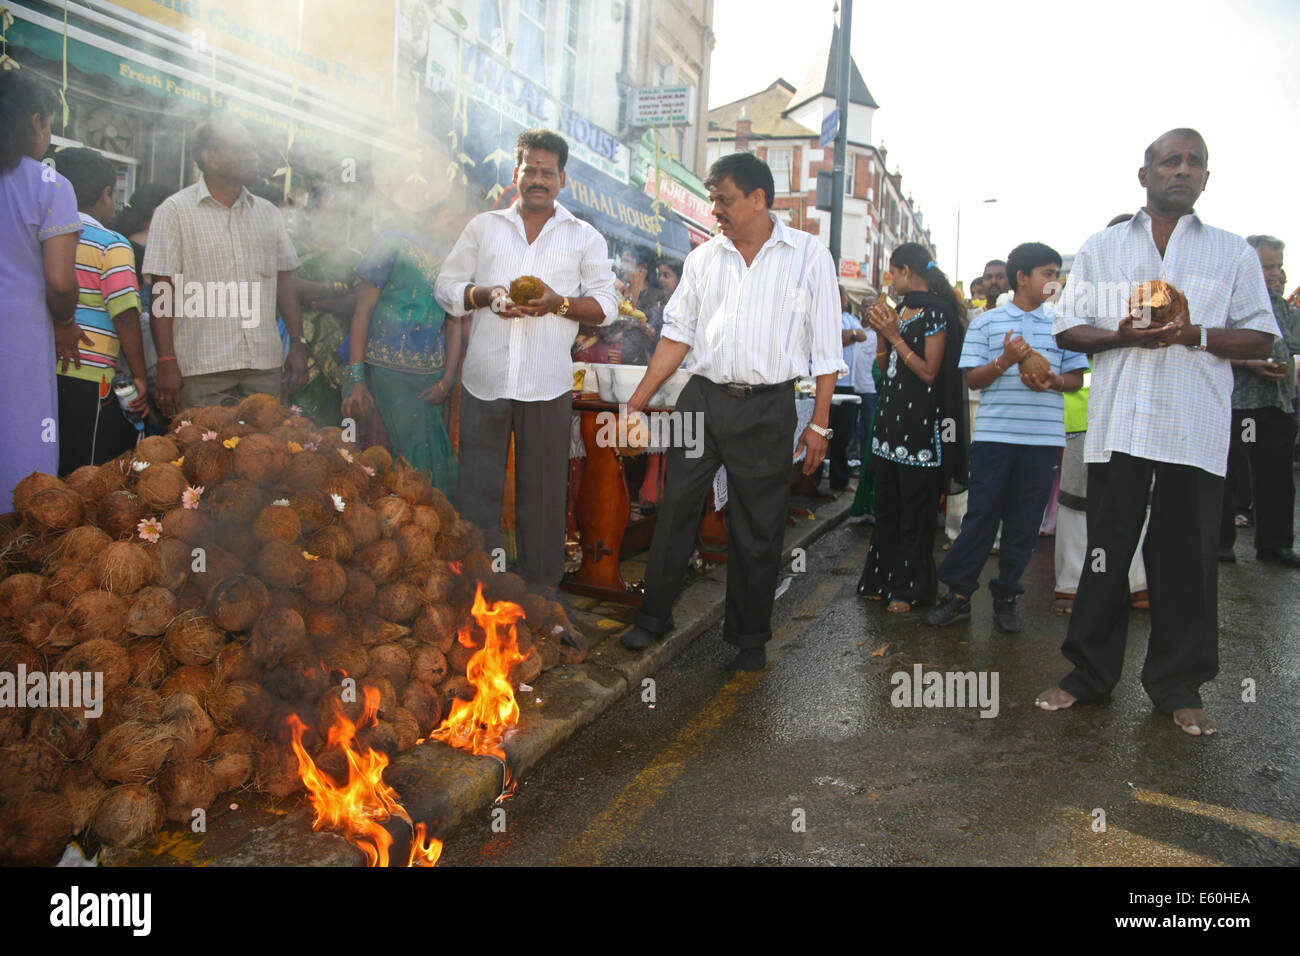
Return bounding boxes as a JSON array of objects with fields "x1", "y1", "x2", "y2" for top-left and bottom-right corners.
[
  {"x1": 1036, "y1": 129, "x2": 1276, "y2": 736},
  {"x1": 434, "y1": 129, "x2": 618, "y2": 596},
  {"x1": 618, "y1": 152, "x2": 847, "y2": 670}
]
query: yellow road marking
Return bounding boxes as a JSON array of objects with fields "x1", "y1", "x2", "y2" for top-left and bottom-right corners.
[
  {"x1": 1044, "y1": 809, "x2": 1224, "y2": 866},
  {"x1": 554, "y1": 539, "x2": 869, "y2": 866},
  {"x1": 1133, "y1": 788, "x2": 1300, "y2": 848}
]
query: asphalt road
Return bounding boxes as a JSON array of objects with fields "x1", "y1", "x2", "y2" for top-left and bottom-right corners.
[{"x1": 438, "y1": 516, "x2": 1300, "y2": 867}]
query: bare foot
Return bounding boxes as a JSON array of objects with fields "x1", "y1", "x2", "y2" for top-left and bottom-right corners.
[
  {"x1": 1035, "y1": 686, "x2": 1077, "y2": 711},
  {"x1": 1173, "y1": 708, "x2": 1218, "y2": 736},
  {"x1": 863, "y1": 594, "x2": 885, "y2": 602},
  {"x1": 886, "y1": 600, "x2": 911, "y2": 614}
]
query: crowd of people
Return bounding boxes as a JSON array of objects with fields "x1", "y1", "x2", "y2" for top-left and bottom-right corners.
[{"x1": 5, "y1": 60, "x2": 1296, "y2": 736}]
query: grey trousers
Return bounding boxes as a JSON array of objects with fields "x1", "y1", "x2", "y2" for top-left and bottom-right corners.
[
  {"x1": 181, "y1": 367, "x2": 283, "y2": 408},
  {"x1": 456, "y1": 389, "x2": 571, "y2": 590}
]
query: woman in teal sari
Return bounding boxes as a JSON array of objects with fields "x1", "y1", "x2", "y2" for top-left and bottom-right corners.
[{"x1": 340, "y1": 228, "x2": 459, "y2": 501}]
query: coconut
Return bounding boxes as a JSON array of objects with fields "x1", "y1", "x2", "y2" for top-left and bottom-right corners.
[
  {"x1": 283, "y1": 451, "x2": 332, "y2": 493},
  {"x1": 400, "y1": 680, "x2": 442, "y2": 735},
  {"x1": 102, "y1": 686, "x2": 164, "y2": 733},
  {"x1": 91, "y1": 784, "x2": 165, "y2": 847},
  {"x1": 42, "y1": 563, "x2": 96, "y2": 605},
  {"x1": 360, "y1": 675, "x2": 398, "y2": 717},
  {"x1": 149, "y1": 537, "x2": 191, "y2": 593},
  {"x1": 247, "y1": 607, "x2": 307, "y2": 668},
  {"x1": 483, "y1": 571, "x2": 528, "y2": 607},
  {"x1": 375, "y1": 582, "x2": 421, "y2": 624},
  {"x1": 128, "y1": 640, "x2": 168, "y2": 689},
  {"x1": 171, "y1": 421, "x2": 203, "y2": 448},
  {"x1": 63, "y1": 464, "x2": 108, "y2": 505},
  {"x1": 447, "y1": 640, "x2": 479, "y2": 675},
  {"x1": 135, "y1": 461, "x2": 187, "y2": 511},
  {"x1": 208, "y1": 680, "x2": 272, "y2": 734},
  {"x1": 191, "y1": 404, "x2": 238, "y2": 431},
  {"x1": 0, "y1": 572, "x2": 44, "y2": 618},
  {"x1": 320, "y1": 473, "x2": 362, "y2": 504},
  {"x1": 358, "y1": 539, "x2": 402, "y2": 584},
  {"x1": 439, "y1": 674, "x2": 475, "y2": 706},
  {"x1": 54, "y1": 591, "x2": 125, "y2": 652},
  {"x1": 160, "y1": 507, "x2": 211, "y2": 546},
  {"x1": 356, "y1": 718, "x2": 399, "y2": 758},
  {"x1": 317, "y1": 641, "x2": 368, "y2": 682},
  {"x1": 355, "y1": 613, "x2": 410, "y2": 648},
  {"x1": 408, "y1": 645, "x2": 448, "y2": 687},
  {"x1": 54, "y1": 525, "x2": 112, "y2": 565},
  {"x1": 420, "y1": 566, "x2": 459, "y2": 605},
  {"x1": 232, "y1": 433, "x2": 290, "y2": 484},
  {"x1": 93, "y1": 540, "x2": 155, "y2": 595},
  {"x1": 412, "y1": 604, "x2": 460, "y2": 654},
  {"x1": 11, "y1": 473, "x2": 65, "y2": 514},
  {"x1": 29, "y1": 705, "x2": 98, "y2": 761},
  {"x1": 340, "y1": 501, "x2": 382, "y2": 549},
  {"x1": 0, "y1": 791, "x2": 74, "y2": 866},
  {"x1": 535, "y1": 636, "x2": 563, "y2": 671},
  {"x1": 134, "y1": 435, "x2": 180, "y2": 465},
  {"x1": 253, "y1": 505, "x2": 301, "y2": 544},
  {"x1": 57, "y1": 637, "x2": 132, "y2": 697},
  {"x1": 390, "y1": 707, "x2": 421, "y2": 751},
  {"x1": 17, "y1": 602, "x2": 65, "y2": 650},
  {"x1": 358, "y1": 445, "x2": 392, "y2": 475},
  {"x1": 214, "y1": 522, "x2": 261, "y2": 563},
  {"x1": 58, "y1": 762, "x2": 109, "y2": 832},
  {"x1": 124, "y1": 586, "x2": 179, "y2": 637},
  {"x1": 161, "y1": 610, "x2": 222, "y2": 667},
  {"x1": 393, "y1": 523, "x2": 434, "y2": 567},
  {"x1": 0, "y1": 641, "x2": 42, "y2": 675},
  {"x1": 90, "y1": 720, "x2": 175, "y2": 784},
  {"x1": 434, "y1": 526, "x2": 470, "y2": 561},
  {"x1": 509, "y1": 649, "x2": 543, "y2": 688},
  {"x1": 236, "y1": 392, "x2": 286, "y2": 431},
  {"x1": 206, "y1": 736, "x2": 255, "y2": 792},
  {"x1": 366, "y1": 643, "x2": 411, "y2": 689},
  {"x1": 303, "y1": 605, "x2": 349, "y2": 644},
  {"x1": 182, "y1": 440, "x2": 234, "y2": 487},
  {"x1": 266, "y1": 587, "x2": 305, "y2": 615},
  {"x1": 307, "y1": 526, "x2": 353, "y2": 562},
  {"x1": 287, "y1": 491, "x2": 332, "y2": 537},
  {"x1": 207, "y1": 479, "x2": 265, "y2": 526},
  {"x1": 336, "y1": 568, "x2": 375, "y2": 616},
  {"x1": 1019, "y1": 349, "x2": 1052, "y2": 382},
  {"x1": 157, "y1": 759, "x2": 218, "y2": 822},
  {"x1": 0, "y1": 714, "x2": 26, "y2": 746},
  {"x1": 95, "y1": 455, "x2": 131, "y2": 495},
  {"x1": 264, "y1": 650, "x2": 329, "y2": 703},
  {"x1": 157, "y1": 664, "x2": 214, "y2": 706},
  {"x1": 207, "y1": 574, "x2": 269, "y2": 632},
  {"x1": 189, "y1": 546, "x2": 247, "y2": 602},
  {"x1": 163, "y1": 690, "x2": 216, "y2": 761},
  {"x1": 22, "y1": 485, "x2": 85, "y2": 533},
  {"x1": 0, "y1": 737, "x2": 65, "y2": 797},
  {"x1": 314, "y1": 686, "x2": 367, "y2": 739},
  {"x1": 212, "y1": 640, "x2": 253, "y2": 684},
  {"x1": 251, "y1": 743, "x2": 302, "y2": 798},
  {"x1": 253, "y1": 540, "x2": 308, "y2": 590},
  {"x1": 386, "y1": 467, "x2": 433, "y2": 507},
  {"x1": 302, "y1": 559, "x2": 347, "y2": 605},
  {"x1": 372, "y1": 496, "x2": 411, "y2": 538}
]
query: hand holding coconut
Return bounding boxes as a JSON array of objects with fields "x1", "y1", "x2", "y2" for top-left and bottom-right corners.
[{"x1": 865, "y1": 301, "x2": 901, "y2": 342}]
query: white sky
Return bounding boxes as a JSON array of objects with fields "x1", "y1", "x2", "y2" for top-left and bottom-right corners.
[{"x1": 708, "y1": 0, "x2": 1300, "y2": 287}]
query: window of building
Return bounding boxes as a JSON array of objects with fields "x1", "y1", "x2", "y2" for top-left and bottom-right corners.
[
  {"x1": 479, "y1": 0, "x2": 506, "y2": 52},
  {"x1": 561, "y1": 0, "x2": 580, "y2": 102},
  {"x1": 517, "y1": 0, "x2": 548, "y2": 86},
  {"x1": 768, "y1": 147, "x2": 793, "y2": 193},
  {"x1": 844, "y1": 159, "x2": 855, "y2": 196},
  {"x1": 654, "y1": 57, "x2": 674, "y2": 86}
]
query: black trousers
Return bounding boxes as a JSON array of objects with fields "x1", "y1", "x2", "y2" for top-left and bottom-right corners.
[
  {"x1": 57, "y1": 375, "x2": 137, "y2": 475},
  {"x1": 1220, "y1": 407, "x2": 1298, "y2": 552},
  {"x1": 1060, "y1": 453, "x2": 1222, "y2": 712},
  {"x1": 635, "y1": 377, "x2": 796, "y2": 647},
  {"x1": 858, "y1": 460, "x2": 940, "y2": 605},
  {"x1": 828, "y1": 385, "x2": 858, "y2": 489},
  {"x1": 456, "y1": 389, "x2": 571, "y2": 590}
]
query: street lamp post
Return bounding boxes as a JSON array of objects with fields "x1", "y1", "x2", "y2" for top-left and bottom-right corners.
[{"x1": 954, "y1": 198, "x2": 997, "y2": 289}]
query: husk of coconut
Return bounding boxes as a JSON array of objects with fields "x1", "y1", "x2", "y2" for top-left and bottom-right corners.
[
  {"x1": 320, "y1": 473, "x2": 362, "y2": 504},
  {"x1": 365, "y1": 643, "x2": 411, "y2": 689},
  {"x1": 206, "y1": 738, "x2": 254, "y2": 792},
  {"x1": 408, "y1": 505, "x2": 441, "y2": 540},
  {"x1": 307, "y1": 526, "x2": 352, "y2": 562},
  {"x1": 150, "y1": 537, "x2": 192, "y2": 594},
  {"x1": 434, "y1": 525, "x2": 470, "y2": 561},
  {"x1": 11, "y1": 473, "x2": 66, "y2": 514},
  {"x1": 56, "y1": 637, "x2": 132, "y2": 697},
  {"x1": 266, "y1": 649, "x2": 330, "y2": 702},
  {"x1": 54, "y1": 525, "x2": 113, "y2": 566},
  {"x1": 160, "y1": 507, "x2": 211, "y2": 546},
  {"x1": 134, "y1": 435, "x2": 180, "y2": 465},
  {"x1": 29, "y1": 705, "x2": 99, "y2": 761},
  {"x1": 91, "y1": 783, "x2": 165, "y2": 848},
  {"x1": 438, "y1": 674, "x2": 475, "y2": 706},
  {"x1": 483, "y1": 571, "x2": 529, "y2": 607},
  {"x1": 313, "y1": 686, "x2": 366, "y2": 739},
  {"x1": 191, "y1": 404, "x2": 239, "y2": 431},
  {"x1": 354, "y1": 613, "x2": 410, "y2": 648},
  {"x1": 232, "y1": 433, "x2": 290, "y2": 484},
  {"x1": 282, "y1": 450, "x2": 332, "y2": 493},
  {"x1": 208, "y1": 680, "x2": 273, "y2": 734},
  {"x1": 393, "y1": 523, "x2": 433, "y2": 567},
  {"x1": 218, "y1": 421, "x2": 255, "y2": 443},
  {"x1": 411, "y1": 604, "x2": 460, "y2": 654},
  {"x1": 520, "y1": 592, "x2": 549, "y2": 626},
  {"x1": 253, "y1": 504, "x2": 301, "y2": 544},
  {"x1": 235, "y1": 392, "x2": 286, "y2": 431},
  {"x1": 58, "y1": 761, "x2": 109, "y2": 832},
  {"x1": 212, "y1": 640, "x2": 253, "y2": 684},
  {"x1": 171, "y1": 421, "x2": 203, "y2": 448},
  {"x1": 360, "y1": 675, "x2": 398, "y2": 718},
  {"x1": 162, "y1": 610, "x2": 222, "y2": 667},
  {"x1": 17, "y1": 601, "x2": 65, "y2": 650},
  {"x1": 0, "y1": 790, "x2": 74, "y2": 866},
  {"x1": 374, "y1": 582, "x2": 421, "y2": 624},
  {"x1": 182, "y1": 440, "x2": 234, "y2": 487},
  {"x1": 188, "y1": 546, "x2": 246, "y2": 602},
  {"x1": 390, "y1": 707, "x2": 421, "y2": 751},
  {"x1": 254, "y1": 540, "x2": 308, "y2": 589},
  {"x1": 339, "y1": 501, "x2": 382, "y2": 549},
  {"x1": 207, "y1": 479, "x2": 265, "y2": 526},
  {"x1": 0, "y1": 641, "x2": 42, "y2": 675},
  {"x1": 93, "y1": 540, "x2": 155, "y2": 595},
  {"x1": 417, "y1": 565, "x2": 458, "y2": 605},
  {"x1": 124, "y1": 586, "x2": 179, "y2": 638},
  {"x1": 358, "y1": 445, "x2": 392, "y2": 475},
  {"x1": 509, "y1": 649, "x2": 543, "y2": 688},
  {"x1": 157, "y1": 664, "x2": 214, "y2": 706},
  {"x1": 361, "y1": 480, "x2": 390, "y2": 508},
  {"x1": 0, "y1": 738, "x2": 64, "y2": 798},
  {"x1": 400, "y1": 680, "x2": 442, "y2": 735},
  {"x1": 356, "y1": 718, "x2": 399, "y2": 758},
  {"x1": 127, "y1": 640, "x2": 168, "y2": 689},
  {"x1": 90, "y1": 720, "x2": 174, "y2": 784},
  {"x1": 247, "y1": 606, "x2": 307, "y2": 668},
  {"x1": 301, "y1": 559, "x2": 347, "y2": 605},
  {"x1": 207, "y1": 574, "x2": 269, "y2": 632},
  {"x1": 64, "y1": 464, "x2": 108, "y2": 506},
  {"x1": 408, "y1": 646, "x2": 448, "y2": 687},
  {"x1": 337, "y1": 568, "x2": 375, "y2": 616},
  {"x1": 157, "y1": 758, "x2": 217, "y2": 822},
  {"x1": 95, "y1": 455, "x2": 132, "y2": 495},
  {"x1": 385, "y1": 467, "x2": 433, "y2": 507},
  {"x1": 213, "y1": 522, "x2": 261, "y2": 563},
  {"x1": 316, "y1": 640, "x2": 368, "y2": 682},
  {"x1": 286, "y1": 491, "x2": 331, "y2": 537},
  {"x1": 0, "y1": 714, "x2": 27, "y2": 747},
  {"x1": 447, "y1": 640, "x2": 478, "y2": 676},
  {"x1": 21, "y1": 485, "x2": 85, "y2": 533},
  {"x1": 535, "y1": 635, "x2": 563, "y2": 671},
  {"x1": 372, "y1": 496, "x2": 410, "y2": 538},
  {"x1": 302, "y1": 605, "x2": 348, "y2": 644},
  {"x1": 42, "y1": 619, "x2": 82, "y2": 652},
  {"x1": 42, "y1": 563, "x2": 96, "y2": 605},
  {"x1": 358, "y1": 539, "x2": 401, "y2": 584},
  {"x1": 135, "y1": 462, "x2": 187, "y2": 511},
  {"x1": 253, "y1": 742, "x2": 303, "y2": 798},
  {"x1": 163, "y1": 690, "x2": 216, "y2": 762},
  {"x1": 0, "y1": 572, "x2": 44, "y2": 619},
  {"x1": 101, "y1": 686, "x2": 164, "y2": 734},
  {"x1": 265, "y1": 588, "x2": 305, "y2": 616}
]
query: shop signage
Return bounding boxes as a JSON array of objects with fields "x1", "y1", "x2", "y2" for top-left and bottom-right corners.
[
  {"x1": 629, "y1": 85, "x2": 693, "y2": 127},
  {"x1": 642, "y1": 167, "x2": 713, "y2": 228},
  {"x1": 568, "y1": 176, "x2": 664, "y2": 240},
  {"x1": 839, "y1": 259, "x2": 860, "y2": 278}
]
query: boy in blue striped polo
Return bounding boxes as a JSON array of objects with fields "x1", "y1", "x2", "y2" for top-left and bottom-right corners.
[{"x1": 928, "y1": 242, "x2": 1088, "y2": 631}]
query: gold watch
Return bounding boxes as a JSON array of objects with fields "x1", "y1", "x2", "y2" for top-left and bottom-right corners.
[{"x1": 558, "y1": 297, "x2": 571, "y2": 316}]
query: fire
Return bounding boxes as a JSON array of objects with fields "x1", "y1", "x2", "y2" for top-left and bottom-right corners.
[
  {"x1": 289, "y1": 686, "x2": 443, "y2": 867},
  {"x1": 431, "y1": 583, "x2": 529, "y2": 795}
]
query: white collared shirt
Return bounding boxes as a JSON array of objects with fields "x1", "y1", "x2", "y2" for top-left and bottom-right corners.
[
  {"x1": 660, "y1": 212, "x2": 847, "y2": 385},
  {"x1": 434, "y1": 200, "x2": 618, "y2": 402},
  {"x1": 1053, "y1": 208, "x2": 1275, "y2": 476}
]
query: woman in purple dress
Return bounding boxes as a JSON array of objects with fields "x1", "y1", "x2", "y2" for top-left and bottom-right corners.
[{"x1": 0, "y1": 72, "x2": 83, "y2": 508}]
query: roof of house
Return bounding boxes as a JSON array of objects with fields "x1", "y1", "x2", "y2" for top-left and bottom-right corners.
[
  {"x1": 706, "y1": 79, "x2": 816, "y2": 139},
  {"x1": 785, "y1": 24, "x2": 879, "y2": 114}
]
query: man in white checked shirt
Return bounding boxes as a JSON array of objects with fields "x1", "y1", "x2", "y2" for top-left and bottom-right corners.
[
  {"x1": 618, "y1": 153, "x2": 847, "y2": 671},
  {"x1": 434, "y1": 129, "x2": 618, "y2": 597},
  {"x1": 1036, "y1": 129, "x2": 1277, "y2": 736}
]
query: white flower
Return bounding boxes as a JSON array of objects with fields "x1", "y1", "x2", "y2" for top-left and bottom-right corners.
[
  {"x1": 272, "y1": 498, "x2": 290, "y2": 507},
  {"x1": 331, "y1": 493, "x2": 346, "y2": 513},
  {"x1": 131, "y1": 460, "x2": 150, "y2": 472}
]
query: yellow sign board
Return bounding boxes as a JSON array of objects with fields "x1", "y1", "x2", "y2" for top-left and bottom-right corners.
[{"x1": 113, "y1": 0, "x2": 395, "y2": 113}]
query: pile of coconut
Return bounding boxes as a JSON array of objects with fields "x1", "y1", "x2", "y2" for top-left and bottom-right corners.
[{"x1": 0, "y1": 394, "x2": 580, "y2": 865}]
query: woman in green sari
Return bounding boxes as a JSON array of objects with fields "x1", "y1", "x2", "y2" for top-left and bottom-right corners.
[{"x1": 340, "y1": 228, "x2": 459, "y2": 501}]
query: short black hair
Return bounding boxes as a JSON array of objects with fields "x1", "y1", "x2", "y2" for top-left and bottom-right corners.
[
  {"x1": 56, "y1": 147, "x2": 117, "y2": 210},
  {"x1": 1246, "y1": 235, "x2": 1284, "y2": 253},
  {"x1": 1006, "y1": 242, "x2": 1062, "y2": 292},
  {"x1": 515, "y1": 128, "x2": 569, "y2": 171},
  {"x1": 705, "y1": 152, "x2": 774, "y2": 208},
  {"x1": 983, "y1": 259, "x2": 1007, "y2": 272},
  {"x1": 657, "y1": 257, "x2": 683, "y2": 280},
  {"x1": 1143, "y1": 128, "x2": 1208, "y2": 168},
  {"x1": 970, "y1": 276, "x2": 985, "y2": 289}
]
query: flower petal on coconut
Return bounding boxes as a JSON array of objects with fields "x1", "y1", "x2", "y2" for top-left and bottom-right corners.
[
  {"x1": 287, "y1": 441, "x2": 303, "y2": 453},
  {"x1": 331, "y1": 494, "x2": 346, "y2": 513},
  {"x1": 137, "y1": 517, "x2": 163, "y2": 543},
  {"x1": 181, "y1": 486, "x2": 204, "y2": 510},
  {"x1": 202, "y1": 431, "x2": 218, "y2": 442},
  {"x1": 223, "y1": 437, "x2": 241, "y2": 449}
]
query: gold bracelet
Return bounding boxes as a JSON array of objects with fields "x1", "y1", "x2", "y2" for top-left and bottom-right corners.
[{"x1": 993, "y1": 357, "x2": 1005, "y2": 372}]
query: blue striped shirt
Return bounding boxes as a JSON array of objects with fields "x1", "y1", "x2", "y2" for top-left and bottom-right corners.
[{"x1": 959, "y1": 302, "x2": 1088, "y2": 447}]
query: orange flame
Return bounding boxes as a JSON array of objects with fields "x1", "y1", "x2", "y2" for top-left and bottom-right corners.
[
  {"x1": 289, "y1": 686, "x2": 443, "y2": 867},
  {"x1": 431, "y1": 583, "x2": 529, "y2": 795}
]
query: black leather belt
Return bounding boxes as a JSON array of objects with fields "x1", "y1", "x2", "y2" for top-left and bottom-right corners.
[{"x1": 710, "y1": 379, "x2": 794, "y2": 398}]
